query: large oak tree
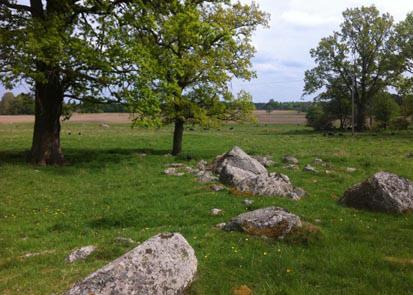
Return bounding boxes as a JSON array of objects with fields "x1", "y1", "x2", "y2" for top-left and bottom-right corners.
[
  {"x1": 0, "y1": 0, "x2": 148, "y2": 164},
  {"x1": 304, "y1": 6, "x2": 402, "y2": 131}
]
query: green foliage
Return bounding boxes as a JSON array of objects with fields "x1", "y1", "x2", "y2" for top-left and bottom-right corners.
[
  {"x1": 305, "y1": 103, "x2": 334, "y2": 131},
  {"x1": 304, "y1": 6, "x2": 402, "y2": 131},
  {"x1": 0, "y1": 92, "x2": 34, "y2": 115},
  {"x1": 372, "y1": 93, "x2": 400, "y2": 129},
  {"x1": 119, "y1": 1, "x2": 268, "y2": 131},
  {"x1": 401, "y1": 95, "x2": 413, "y2": 118},
  {"x1": 390, "y1": 116, "x2": 410, "y2": 130},
  {"x1": 257, "y1": 100, "x2": 312, "y2": 113}
]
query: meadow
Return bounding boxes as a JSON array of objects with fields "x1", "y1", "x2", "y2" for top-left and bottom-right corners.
[{"x1": 0, "y1": 121, "x2": 412, "y2": 294}]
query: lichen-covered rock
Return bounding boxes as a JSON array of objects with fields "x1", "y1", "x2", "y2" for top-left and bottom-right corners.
[
  {"x1": 236, "y1": 174, "x2": 301, "y2": 200},
  {"x1": 252, "y1": 155, "x2": 275, "y2": 167},
  {"x1": 66, "y1": 233, "x2": 197, "y2": 295},
  {"x1": 214, "y1": 146, "x2": 267, "y2": 176},
  {"x1": 224, "y1": 207, "x2": 302, "y2": 239},
  {"x1": 213, "y1": 147, "x2": 305, "y2": 200},
  {"x1": 339, "y1": 172, "x2": 413, "y2": 213},
  {"x1": 67, "y1": 246, "x2": 96, "y2": 263},
  {"x1": 197, "y1": 171, "x2": 218, "y2": 183}
]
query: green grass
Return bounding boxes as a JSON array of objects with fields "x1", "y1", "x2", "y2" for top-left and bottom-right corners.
[{"x1": 0, "y1": 122, "x2": 412, "y2": 294}]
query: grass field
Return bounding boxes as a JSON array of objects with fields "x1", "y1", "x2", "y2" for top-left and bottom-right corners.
[{"x1": 0, "y1": 122, "x2": 412, "y2": 294}]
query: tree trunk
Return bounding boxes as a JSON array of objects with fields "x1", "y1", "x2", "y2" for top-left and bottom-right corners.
[
  {"x1": 172, "y1": 119, "x2": 184, "y2": 156},
  {"x1": 356, "y1": 103, "x2": 366, "y2": 132},
  {"x1": 29, "y1": 80, "x2": 64, "y2": 165}
]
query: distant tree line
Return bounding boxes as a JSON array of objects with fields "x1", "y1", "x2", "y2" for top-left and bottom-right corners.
[
  {"x1": 255, "y1": 100, "x2": 312, "y2": 113},
  {"x1": 0, "y1": 92, "x2": 128, "y2": 115},
  {"x1": 305, "y1": 6, "x2": 413, "y2": 131}
]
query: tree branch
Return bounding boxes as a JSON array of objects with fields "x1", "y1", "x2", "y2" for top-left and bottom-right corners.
[{"x1": 0, "y1": 0, "x2": 32, "y2": 12}]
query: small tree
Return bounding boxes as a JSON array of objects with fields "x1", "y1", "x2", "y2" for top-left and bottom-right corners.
[
  {"x1": 0, "y1": 92, "x2": 15, "y2": 114},
  {"x1": 372, "y1": 93, "x2": 400, "y2": 129},
  {"x1": 122, "y1": 1, "x2": 268, "y2": 155}
]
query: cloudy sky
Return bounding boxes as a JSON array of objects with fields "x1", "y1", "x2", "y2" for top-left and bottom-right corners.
[
  {"x1": 1, "y1": 0, "x2": 413, "y2": 102},
  {"x1": 232, "y1": 0, "x2": 413, "y2": 102}
]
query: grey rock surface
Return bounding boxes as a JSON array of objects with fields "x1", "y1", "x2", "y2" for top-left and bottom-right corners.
[
  {"x1": 66, "y1": 233, "x2": 197, "y2": 295},
  {"x1": 224, "y1": 207, "x2": 302, "y2": 238},
  {"x1": 213, "y1": 147, "x2": 305, "y2": 200},
  {"x1": 339, "y1": 172, "x2": 413, "y2": 213},
  {"x1": 67, "y1": 246, "x2": 96, "y2": 263},
  {"x1": 252, "y1": 155, "x2": 275, "y2": 167},
  {"x1": 303, "y1": 164, "x2": 317, "y2": 173},
  {"x1": 214, "y1": 146, "x2": 267, "y2": 176},
  {"x1": 283, "y1": 155, "x2": 299, "y2": 165}
]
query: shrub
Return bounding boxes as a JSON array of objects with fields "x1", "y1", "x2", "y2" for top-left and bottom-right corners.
[
  {"x1": 390, "y1": 116, "x2": 410, "y2": 130},
  {"x1": 306, "y1": 103, "x2": 334, "y2": 131},
  {"x1": 372, "y1": 93, "x2": 400, "y2": 129}
]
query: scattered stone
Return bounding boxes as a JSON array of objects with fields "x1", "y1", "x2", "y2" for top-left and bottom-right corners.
[
  {"x1": 339, "y1": 172, "x2": 413, "y2": 213},
  {"x1": 197, "y1": 171, "x2": 218, "y2": 183},
  {"x1": 233, "y1": 285, "x2": 253, "y2": 295},
  {"x1": 196, "y1": 160, "x2": 208, "y2": 171},
  {"x1": 223, "y1": 207, "x2": 302, "y2": 239},
  {"x1": 346, "y1": 167, "x2": 357, "y2": 173},
  {"x1": 66, "y1": 233, "x2": 197, "y2": 295},
  {"x1": 253, "y1": 155, "x2": 275, "y2": 167},
  {"x1": 303, "y1": 164, "x2": 317, "y2": 173},
  {"x1": 210, "y1": 208, "x2": 224, "y2": 216},
  {"x1": 114, "y1": 237, "x2": 135, "y2": 245},
  {"x1": 325, "y1": 170, "x2": 333, "y2": 175},
  {"x1": 291, "y1": 187, "x2": 306, "y2": 199},
  {"x1": 313, "y1": 158, "x2": 324, "y2": 165},
  {"x1": 210, "y1": 184, "x2": 225, "y2": 192},
  {"x1": 283, "y1": 155, "x2": 299, "y2": 165},
  {"x1": 137, "y1": 153, "x2": 147, "y2": 157},
  {"x1": 67, "y1": 246, "x2": 96, "y2": 263},
  {"x1": 213, "y1": 147, "x2": 305, "y2": 200},
  {"x1": 100, "y1": 123, "x2": 110, "y2": 128},
  {"x1": 215, "y1": 223, "x2": 226, "y2": 229},
  {"x1": 243, "y1": 199, "x2": 254, "y2": 206},
  {"x1": 314, "y1": 219, "x2": 322, "y2": 224},
  {"x1": 184, "y1": 166, "x2": 195, "y2": 173},
  {"x1": 164, "y1": 168, "x2": 184, "y2": 177},
  {"x1": 406, "y1": 152, "x2": 413, "y2": 158}
]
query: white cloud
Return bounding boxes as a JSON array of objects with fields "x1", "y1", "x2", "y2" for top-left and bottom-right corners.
[{"x1": 281, "y1": 10, "x2": 339, "y2": 27}]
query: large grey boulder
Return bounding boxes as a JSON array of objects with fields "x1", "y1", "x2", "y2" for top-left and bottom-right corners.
[
  {"x1": 224, "y1": 207, "x2": 302, "y2": 239},
  {"x1": 340, "y1": 172, "x2": 413, "y2": 213},
  {"x1": 213, "y1": 147, "x2": 305, "y2": 200},
  {"x1": 66, "y1": 233, "x2": 197, "y2": 295},
  {"x1": 236, "y1": 173, "x2": 303, "y2": 200},
  {"x1": 214, "y1": 146, "x2": 267, "y2": 176}
]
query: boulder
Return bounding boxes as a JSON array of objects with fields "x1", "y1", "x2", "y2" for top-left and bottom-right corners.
[
  {"x1": 67, "y1": 246, "x2": 96, "y2": 263},
  {"x1": 252, "y1": 155, "x2": 275, "y2": 167},
  {"x1": 214, "y1": 147, "x2": 305, "y2": 200},
  {"x1": 214, "y1": 146, "x2": 267, "y2": 176},
  {"x1": 236, "y1": 173, "x2": 302, "y2": 200},
  {"x1": 223, "y1": 207, "x2": 302, "y2": 239},
  {"x1": 66, "y1": 233, "x2": 197, "y2": 295},
  {"x1": 339, "y1": 172, "x2": 413, "y2": 213}
]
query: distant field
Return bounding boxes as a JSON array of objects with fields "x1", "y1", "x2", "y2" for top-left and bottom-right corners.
[{"x1": 0, "y1": 110, "x2": 306, "y2": 125}]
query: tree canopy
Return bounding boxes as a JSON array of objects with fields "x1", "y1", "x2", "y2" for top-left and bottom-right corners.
[
  {"x1": 304, "y1": 6, "x2": 403, "y2": 131},
  {"x1": 114, "y1": 0, "x2": 268, "y2": 155}
]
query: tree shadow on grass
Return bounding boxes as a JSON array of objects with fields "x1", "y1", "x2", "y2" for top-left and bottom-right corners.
[{"x1": 0, "y1": 148, "x2": 170, "y2": 168}]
